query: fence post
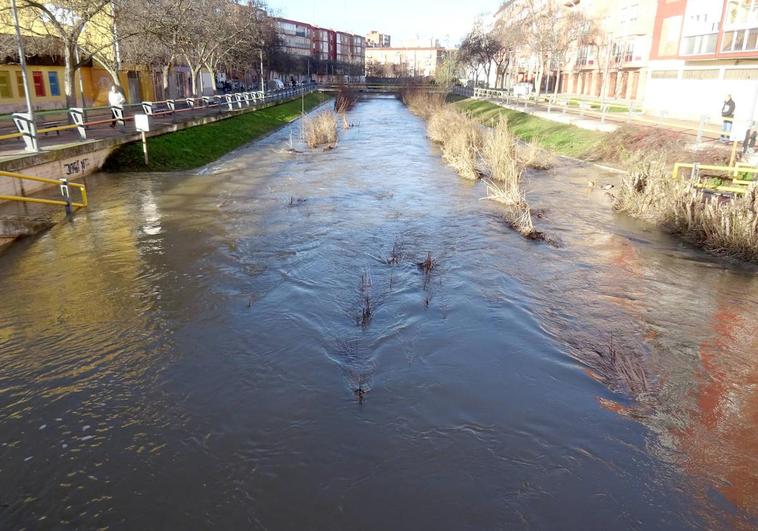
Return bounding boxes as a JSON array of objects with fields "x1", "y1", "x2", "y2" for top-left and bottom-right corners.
[
  {"x1": 69, "y1": 107, "x2": 87, "y2": 140},
  {"x1": 11, "y1": 112, "x2": 38, "y2": 152},
  {"x1": 186, "y1": 97, "x2": 195, "y2": 109},
  {"x1": 166, "y1": 99, "x2": 175, "y2": 116},
  {"x1": 141, "y1": 101, "x2": 154, "y2": 116},
  {"x1": 696, "y1": 115, "x2": 707, "y2": 146},
  {"x1": 59, "y1": 178, "x2": 72, "y2": 217},
  {"x1": 601, "y1": 104, "x2": 608, "y2": 124},
  {"x1": 110, "y1": 105, "x2": 125, "y2": 128}
]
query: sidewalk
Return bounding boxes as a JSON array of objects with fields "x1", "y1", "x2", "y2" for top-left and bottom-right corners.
[
  {"x1": 469, "y1": 91, "x2": 726, "y2": 146},
  {"x1": 0, "y1": 88, "x2": 316, "y2": 169}
]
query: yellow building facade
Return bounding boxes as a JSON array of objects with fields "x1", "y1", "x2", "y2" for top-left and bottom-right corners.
[{"x1": 0, "y1": 1, "x2": 155, "y2": 113}]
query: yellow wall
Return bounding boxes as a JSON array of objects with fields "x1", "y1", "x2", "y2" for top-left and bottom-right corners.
[
  {"x1": 0, "y1": 65, "x2": 74, "y2": 112},
  {"x1": 0, "y1": 64, "x2": 155, "y2": 112}
]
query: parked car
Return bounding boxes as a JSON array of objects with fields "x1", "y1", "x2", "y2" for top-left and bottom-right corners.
[
  {"x1": 512, "y1": 83, "x2": 533, "y2": 97},
  {"x1": 267, "y1": 79, "x2": 285, "y2": 91}
]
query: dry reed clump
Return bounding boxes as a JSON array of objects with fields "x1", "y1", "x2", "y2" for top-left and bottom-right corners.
[
  {"x1": 517, "y1": 139, "x2": 554, "y2": 170},
  {"x1": 482, "y1": 120, "x2": 543, "y2": 239},
  {"x1": 303, "y1": 111, "x2": 338, "y2": 148},
  {"x1": 400, "y1": 87, "x2": 446, "y2": 118},
  {"x1": 613, "y1": 154, "x2": 758, "y2": 262},
  {"x1": 426, "y1": 108, "x2": 483, "y2": 180}
]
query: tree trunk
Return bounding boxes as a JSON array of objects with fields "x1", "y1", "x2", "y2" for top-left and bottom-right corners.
[
  {"x1": 189, "y1": 67, "x2": 199, "y2": 97},
  {"x1": 204, "y1": 63, "x2": 217, "y2": 95},
  {"x1": 162, "y1": 64, "x2": 171, "y2": 99},
  {"x1": 63, "y1": 43, "x2": 76, "y2": 108},
  {"x1": 553, "y1": 67, "x2": 562, "y2": 102},
  {"x1": 534, "y1": 62, "x2": 544, "y2": 100}
]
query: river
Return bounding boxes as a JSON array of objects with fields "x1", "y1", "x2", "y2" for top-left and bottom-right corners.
[{"x1": 0, "y1": 96, "x2": 756, "y2": 529}]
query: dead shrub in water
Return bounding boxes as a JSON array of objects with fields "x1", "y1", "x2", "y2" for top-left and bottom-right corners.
[
  {"x1": 334, "y1": 85, "x2": 359, "y2": 113},
  {"x1": 482, "y1": 120, "x2": 543, "y2": 240},
  {"x1": 400, "y1": 85, "x2": 445, "y2": 118},
  {"x1": 427, "y1": 108, "x2": 483, "y2": 180},
  {"x1": 303, "y1": 111, "x2": 338, "y2": 148},
  {"x1": 518, "y1": 139, "x2": 554, "y2": 170},
  {"x1": 613, "y1": 154, "x2": 758, "y2": 262}
]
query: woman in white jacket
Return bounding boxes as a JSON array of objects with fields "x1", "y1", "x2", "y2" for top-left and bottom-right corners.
[{"x1": 108, "y1": 85, "x2": 126, "y2": 128}]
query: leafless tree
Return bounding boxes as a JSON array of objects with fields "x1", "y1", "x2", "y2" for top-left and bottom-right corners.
[{"x1": 0, "y1": 0, "x2": 128, "y2": 106}]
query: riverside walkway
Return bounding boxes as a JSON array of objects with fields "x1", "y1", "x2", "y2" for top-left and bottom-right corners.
[
  {"x1": 456, "y1": 87, "x2": 728, "y2": 146},
  {"x1": 0, "y1": 85, "x2": 316, "y2": 169}
]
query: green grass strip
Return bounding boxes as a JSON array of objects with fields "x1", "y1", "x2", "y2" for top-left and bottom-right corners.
[
  {"x1": 455, "y1": 99, "x2": 604, "y2": 159},
  {"x1": 104, "y1": 92, "x2": 332, "y2": 172}
]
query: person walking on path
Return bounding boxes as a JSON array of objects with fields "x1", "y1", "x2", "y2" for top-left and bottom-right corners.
[
  {"x1": 721, "y1": 94, "x2": 736, "y2": 143},
  {"x1": 108, "y1": 85, "x2": 126, "y2": 128}
]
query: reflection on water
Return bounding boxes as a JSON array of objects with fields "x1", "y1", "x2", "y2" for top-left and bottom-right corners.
[{"x1": 0, "y1": 97, "x2": 756, "y2": 529}]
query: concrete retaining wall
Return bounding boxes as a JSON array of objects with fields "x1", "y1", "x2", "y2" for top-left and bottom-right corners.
[{"x1": 0, "y1": 94, "x2": 316, "y2": 199}]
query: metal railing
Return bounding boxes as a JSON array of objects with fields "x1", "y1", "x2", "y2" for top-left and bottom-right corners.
[
  {"x1": 0, "y1": 170, "x2": 88, "y2": 214},
  {"x1": 453, "y1": 86, "x2": 727, "y2": 141},
  {"x1": 672, "y1": 162, "x2": 757, "y2": 195},
  {"x1": 0, "y1": 84, "x2": 317, "y2": 152}
]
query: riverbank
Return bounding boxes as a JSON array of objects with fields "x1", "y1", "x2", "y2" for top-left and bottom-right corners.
[
  {"x1": 103, "y1": 92, "x2": 332, "y2": 172},
  {"x1": 456, "y1": 99, "x2": 603, "y2": 158},
  {"x1": 455, "y1": 98, "x2": 731, "y2": 168},
  {"x1": 411, "y1": 93, "x2": 757, "y2": 263}
]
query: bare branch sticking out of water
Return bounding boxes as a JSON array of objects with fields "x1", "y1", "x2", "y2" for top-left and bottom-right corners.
[
  {"x1": 357, "y1": 269, "x2": 373, "y2": 328},
  {"x1": 417, "y1": 252, "x2": 438, "y2": 295},
  {"x1": 288, "y1": 197, "x2": 307, "y2": 207},
  {"x1": 387, "y1": 239, "x2": 404, "y2": 265},
  {"x1": 596, "y1": 336, "x2": 650, "y2": 398}
]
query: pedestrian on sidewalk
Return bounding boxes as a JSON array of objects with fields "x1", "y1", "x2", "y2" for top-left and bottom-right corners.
[
  {"x1": 721, "y1": 94, "x2": 736, "y2": 143},
  {"x1": 108, "y1": 85, "x2": 126, "y2": 128}
]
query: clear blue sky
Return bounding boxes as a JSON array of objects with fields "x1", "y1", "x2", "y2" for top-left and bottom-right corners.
[{"x1": 266, "y1": 0, "x2": 500, "y2": 46}]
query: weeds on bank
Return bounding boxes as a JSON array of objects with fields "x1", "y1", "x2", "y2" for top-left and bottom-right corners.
[
  {"x1": 303, "y1": 111, "x2": 338, "y2": 148},
  {"x1": 613, "y1": 154, "x2": 758, "y2": 262},
  {"x1": 588, "y1": 125, "x2": 730, "y2": 167}
]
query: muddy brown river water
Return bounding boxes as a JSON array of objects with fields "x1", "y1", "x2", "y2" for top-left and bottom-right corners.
[{"x1": 0, "y1": 97, "x2": 756, "y2": 529}]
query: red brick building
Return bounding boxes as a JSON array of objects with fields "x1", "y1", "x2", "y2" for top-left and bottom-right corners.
[{"x1": 274, "y1": 18, "x2": 365, "y2": 81}]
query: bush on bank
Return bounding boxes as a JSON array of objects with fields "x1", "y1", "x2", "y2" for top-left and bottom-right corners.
[
  {"x1": 104, "y1": 92, "x2": 331, "y2": 172},
  {"x1": 613, "y1": 155, "x2": 758, "y2": 262}
]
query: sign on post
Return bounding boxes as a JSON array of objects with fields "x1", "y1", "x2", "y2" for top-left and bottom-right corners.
[{"x1": 135, "y1": 114, "x2": 150, "y2": 166}]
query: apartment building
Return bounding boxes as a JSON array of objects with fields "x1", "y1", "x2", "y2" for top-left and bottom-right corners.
[
  {"x1": 563, "y1": 0, "x2": 658, "y2": 102},
  {"x1": 647, "y1": 0, "x2": 758, "y2": 123},
  {"x1": 274, "y1": 18, "x2": 365, "y2": 80},
  {"x1": 365, "y1": 47, "x2": 448, "y2": 78},
  {"x1": 366, "y1": 31, "x2": 391, "y2": 48},
  {"x1": 495, "y1": 0, "x2": 656, "y2": 101}
]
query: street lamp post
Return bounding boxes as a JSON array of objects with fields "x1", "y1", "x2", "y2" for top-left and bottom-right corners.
[
  {"x1": 10, "y1": 0, "x2": 37, "y2": 152},
  {"x1": 259, "y1": 48, "x2": 265, "y2": 92}
]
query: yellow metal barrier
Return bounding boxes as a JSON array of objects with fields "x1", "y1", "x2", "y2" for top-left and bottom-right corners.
[
  {"x1": 0, "y1": 170, "x2": 88, "y2": 210},
  {"x1": 672, "y1": 162, "x2": 756, "y2": 195}
]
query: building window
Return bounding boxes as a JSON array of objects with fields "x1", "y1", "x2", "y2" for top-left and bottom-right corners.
[
  {"x1": 47, "y1": 71, "x2": 60, "y2": 96},
  {"x1": 0, "y1": 71, "x2": 12, "y2": 98},
  {"x1": 651, "y1": 70, "x2": 679, "y2": 79},
  {"x1": 682, "y1": 69, "x2": 719, "y2": 80},
  {"x1": 15, "y1": 71, "x2": 23, "y2": 97},
  {"x1": 659, "y1": 16, "x2": 683, "y2": 56},
  {"x1": 724, "y1": 67, "x2": 758, "y2": 80},
  {"x1": 32, "y1": 71, "x2": 45, "y2": 97}
]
